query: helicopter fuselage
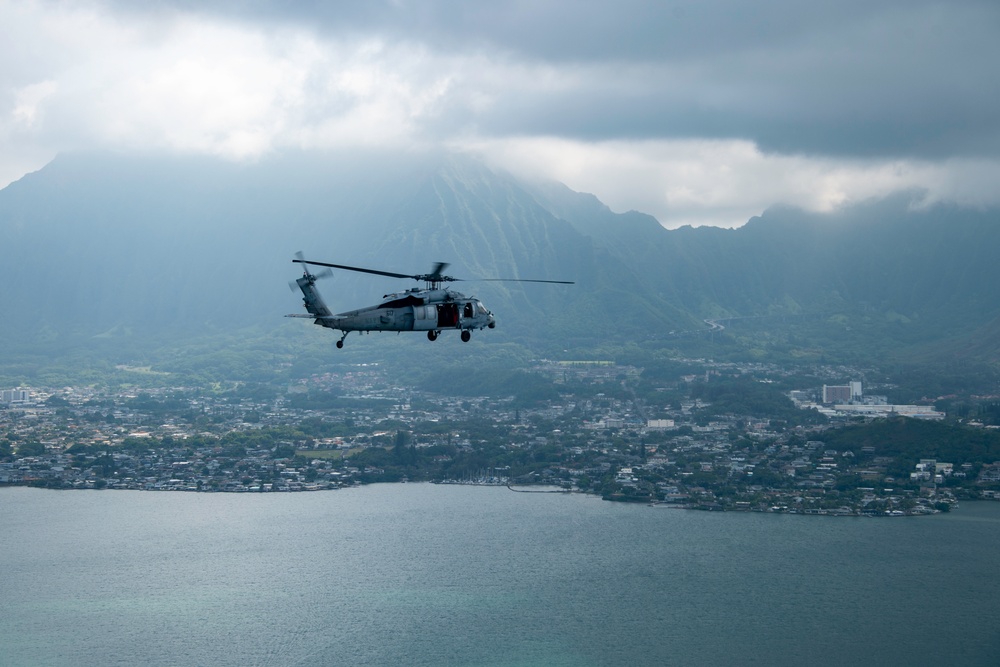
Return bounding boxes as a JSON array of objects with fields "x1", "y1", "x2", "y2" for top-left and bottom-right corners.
[{"x1": 320, "y1": 288, "x2": 495, "y2": 333}]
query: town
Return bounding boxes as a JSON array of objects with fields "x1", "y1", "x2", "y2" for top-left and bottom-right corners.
[{"x1": 4, "y1": 359, "x2": 1000, "y2": 516}]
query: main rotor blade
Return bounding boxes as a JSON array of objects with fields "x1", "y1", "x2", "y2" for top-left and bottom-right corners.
[
  {"x1": 293, "y1": 258, "x2": 573, "y2": 285},
  {"x1": 294, "y1": 259, "x2": 416, "y2": 281},
  {"x1": 476, "y1": 278, "x2": 575, "y2": 284}
]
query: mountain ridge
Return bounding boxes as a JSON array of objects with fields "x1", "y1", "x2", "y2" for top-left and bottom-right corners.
[{"x1": 1, "y1": 150, "x2": 998, "y2": 374}]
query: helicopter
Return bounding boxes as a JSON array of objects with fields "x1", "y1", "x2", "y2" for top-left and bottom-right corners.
[{"x1": 287, "y1": 253, "x2": 573, "y2": 348}]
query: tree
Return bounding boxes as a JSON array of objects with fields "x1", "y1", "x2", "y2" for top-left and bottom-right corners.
[
  {"x1": 272, "y1": 444, "x2": 296, "y2": 459},
  {"x1": 393, "y1": 430, "x2": 412, "y2": 462},
  {"x1": 16, "y1": 441, "x2": 45, "y2": 457}
]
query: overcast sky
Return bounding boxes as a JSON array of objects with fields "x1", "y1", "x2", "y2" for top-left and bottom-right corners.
[{"x1": 2, "y1": 0, "x2": 999, "y2": 227}]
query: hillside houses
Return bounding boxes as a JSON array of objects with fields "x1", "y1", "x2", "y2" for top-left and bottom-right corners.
[{"x1": 2, "y1": 360, "x2": 993, "y2": 515}]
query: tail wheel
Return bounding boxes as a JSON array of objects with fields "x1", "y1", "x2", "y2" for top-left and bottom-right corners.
[{"x1": 461, "y1": 330, "x2": 471, "y2": 342}]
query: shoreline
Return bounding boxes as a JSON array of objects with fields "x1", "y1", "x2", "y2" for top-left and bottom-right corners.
[{"x1": 2, "y1": 479, "x2": 967, "y2": 516}]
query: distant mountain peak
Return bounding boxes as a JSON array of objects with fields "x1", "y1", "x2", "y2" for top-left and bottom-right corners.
[{"x1": 2, "y1": 149, "x2": 999, "y2": 366}]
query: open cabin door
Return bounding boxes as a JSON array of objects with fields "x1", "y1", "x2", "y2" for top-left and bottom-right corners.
[{"x1": 437, "y1": 303, "x2": 459, "y2": 328}]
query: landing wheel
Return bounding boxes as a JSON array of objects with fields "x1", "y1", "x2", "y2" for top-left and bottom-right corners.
[
  {"x1": 336, "y1": 340, "x2": 344, "y2": 349},
  {"x1": 461, "y1": 330, "x2": 471, "y2": 342},
  {"x1": 427, "y1": 330, "x2": 439, "y2": 341}
]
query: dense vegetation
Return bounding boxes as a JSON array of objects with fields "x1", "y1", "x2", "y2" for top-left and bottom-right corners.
[
  {"x1": 821, "y1": 417, "x2": 1000, "y2": 468},
  {"x1": 689, "y1": 377, "x2": 827, "y2": 426}
]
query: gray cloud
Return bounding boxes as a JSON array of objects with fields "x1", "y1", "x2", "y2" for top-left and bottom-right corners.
[
  {"x1": 4, "y1": 0, "x2": 1000, "y2": 226},
  {"x1": 99, "y1": 0, "x2": 1000, "y2": 159}
]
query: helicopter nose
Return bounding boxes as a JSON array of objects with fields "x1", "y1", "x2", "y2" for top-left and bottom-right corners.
[{"x1": 487, "y1": 313, "x2": 496, "y2": 328}]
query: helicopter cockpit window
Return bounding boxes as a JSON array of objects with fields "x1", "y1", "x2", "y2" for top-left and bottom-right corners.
[
  {"x1": 475, "y1": 300, "x2": 487, "y2": 315},
  {"x1": 463, "y1": 302, "x2": 474, "y2": 318}
]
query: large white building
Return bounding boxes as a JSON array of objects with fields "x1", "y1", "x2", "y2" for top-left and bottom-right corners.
[
  {"x1": 1, "y1": 389, "x2": 29, "y2": 404},
  {"x1": 823, "y1": 381, "x2": 863, "y2": 404},
  {"x1": 850, "y1": 381, "x2": 862, "y2": 401}
]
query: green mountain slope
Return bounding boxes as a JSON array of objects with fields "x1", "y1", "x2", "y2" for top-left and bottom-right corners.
[{"x1": 1, "y1": 150, "x2": 998, "y2": 375}]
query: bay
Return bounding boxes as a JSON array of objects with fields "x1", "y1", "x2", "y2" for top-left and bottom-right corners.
[{"x1": 1, "y1": 485, "x2": 998, "y2": 667}]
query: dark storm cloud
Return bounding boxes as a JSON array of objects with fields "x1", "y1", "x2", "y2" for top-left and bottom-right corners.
[
  {"x1": 109, "y1": 0, "x2": 900, "y2": 62},
  {"x1": 101, "y1": 0, "x2": 1000, "y2": 160}
]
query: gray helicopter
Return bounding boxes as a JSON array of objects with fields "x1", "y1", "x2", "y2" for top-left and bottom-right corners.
[{"x1": 287, "y1": 253, "x2": 573, "y2": 348}]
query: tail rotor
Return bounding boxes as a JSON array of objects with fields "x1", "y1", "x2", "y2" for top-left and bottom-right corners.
[{"x1": 290, "y1": 251, "x2": 332, "y2": 291}]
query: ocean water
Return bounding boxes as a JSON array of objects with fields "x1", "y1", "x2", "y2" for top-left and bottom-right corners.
[{"x1": 1, "y1": 484, "x2": 999, "y2": 667}]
